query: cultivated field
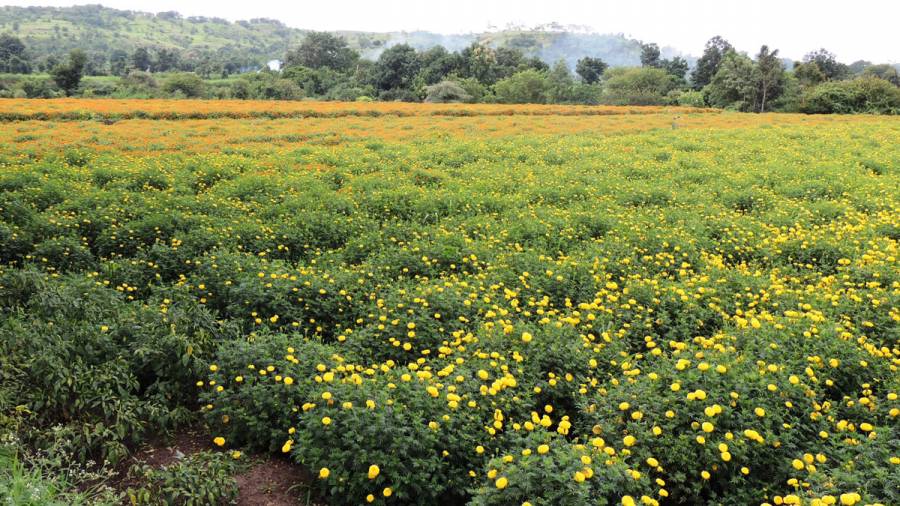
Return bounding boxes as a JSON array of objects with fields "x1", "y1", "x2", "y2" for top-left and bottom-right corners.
[{"x1": 0, "y1": 100, "x2": 898, "y2": 505}]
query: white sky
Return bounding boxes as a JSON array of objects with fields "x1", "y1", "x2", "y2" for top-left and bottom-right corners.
[{"x1": 6, "y1": 0, "x2": 898, "y2": 63}]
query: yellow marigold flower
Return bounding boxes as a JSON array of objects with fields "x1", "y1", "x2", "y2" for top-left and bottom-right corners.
[
  {"x1": 839, "y1": 493, "x2": 861, "y2": 505},
  {"x1": 521, "y1": 332, "x2": 533, "y2": 343},
  {"x1": 537, "y1": 444, "x2": 550, "y2": 454},
  {"x1": 622, "y1": 495, "x2": 636, "y2": 506},
  {"x1": 573, "y1": 471, "x2": 586, "y2": 483},
  {"x1": 213, "y1": 437, "x2": 225, "y2": 447},
  {"x1": 322, "y1": 416, "x2": 332, "y2": 425},
  {"x1": 383, "y1": 487, "x2": 392, "y2": 497},
  {"x1": 623, "y1": 435, "x2": 636, "y2": 447},
  {"x1": 495, "y1": 476, "x2": 508, "y2": 489},
  {"x1": 368, "y1": 464, "x2": 380, "y2": 479},
  {"x1": 319, "y1": 467, "x2": 330, "y2": 479}
]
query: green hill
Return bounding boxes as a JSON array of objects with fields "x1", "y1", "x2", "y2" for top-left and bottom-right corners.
[{"x1": 0, "y1": 4, "x2": 682, "y2": 73}]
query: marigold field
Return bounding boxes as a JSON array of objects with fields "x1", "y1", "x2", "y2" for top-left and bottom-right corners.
[{"x1": 1, "y1": 99, "x2": 898, "y2": 506}]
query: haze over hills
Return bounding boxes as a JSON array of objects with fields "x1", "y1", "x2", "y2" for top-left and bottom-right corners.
[{"x1": 0, "y1": 4, "x2": 690, "y2": 71}]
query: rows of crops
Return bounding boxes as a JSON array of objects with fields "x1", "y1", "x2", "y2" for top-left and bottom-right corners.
[{"x1": 1, "y1": 100, "x2": 898, "y2": 505}]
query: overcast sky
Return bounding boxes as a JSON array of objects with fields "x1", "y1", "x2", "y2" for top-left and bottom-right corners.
[{"x1": 5, "y1": 0, "x2": 898, "y2": 62}]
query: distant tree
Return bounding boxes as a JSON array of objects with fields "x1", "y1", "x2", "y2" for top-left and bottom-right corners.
[
  {"x1": 602, "y1": 67, "x2": 676, "y2": 105},
  {"x1": 455, "y1": 76, "x2": 488, "y2": 103},
  {"x1": 119, "y1": 70, "x2": 158, "y2": 95},
  {"x1": 154, "y1": 48, "x2": 181, "y2": 72},
  {"x1": 800, "y1": 76, "x2": 900, "y2": 114},
  {"x1": 755, "y1": 45, "x2": 785, "y2": 112},
  {"x1": 847, "y1": 60, "x2": 872, "y2": 75},
  {"x1": 692, "y1": 36, "x2": 733, "y2": 89},
  {"x1": 132, "y1": 47, "x2": 152, "y2": 72},
  {"x1": 793, "y1": 61, "x2": 826, "y2": 87},
  {"x1": 51, "y1": 49, "x2": 87, "y2": 96},
  {"x1": 803, "y1": 49, "x2": 850, "y2": 81},
  {"x1": 424, "y1": 80, "x2": 471, "y2": 103},
  {"x1": 283, "y1": 66, "x2": 344, "y2": 96},
  {"x1": 373, "y1": 44, "x2": 420, "y2": 92},
  {"x1": 640, "y1": 43, "x2": 662, "y2": 68},
  {"x1": 493, "y1": 69, "x2": 550, "y2": 104},
  {"x1": 575, "y1": 56, "x2": 607, "y2": 84},
  {"x1": 459, "y1": 44, "x2": 499, "y2": 84},
  {"x1": 0, "y1": 33, "x2": 29, "y2": 73},
  {"x1": 417, "y1": 46, "x2": 462, "y2": 85},
  {"x1": 109, "y1": 49, "x2": 129, "y2": 76},
  {"x1": 862, "y1": 64, "x2": 900, "y2": 86},
  {"x1": 705, "y1": 51, "x2": 757, "y2": 111},
  {"x1": 546, "y1": 60, "x2": 576, "y2": 102},
  {"x1": 663, "y1": 56, "x2": 690, "y2": 80},
  {"x1": 285, "y1": 32, "x2": 358, "y2": 72},
  {"x1": 162, "y1": 72, "x2": 205, "y2": 97}
]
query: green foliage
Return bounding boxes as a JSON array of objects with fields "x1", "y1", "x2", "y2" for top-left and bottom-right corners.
[
  {"x1": 126, "y1": 451, "x2": 238, "y2": 506},
  {"x1": 51, "y1": 49, "x2": 87, "y2": 96},
  {"x1": 799, "y1": 76, "x2": 900, "y2": 114},
  {"x1": 575, "y1": 56, "x2": 607, "y2": 85},
  {"x1": 284, "y1": 31, "x2": 359, "y2": 72},
  {"x1": 374, "y1": 44, "x2": 421, "y2": 94},
  {"x1": 602, "y1": 67, "x2": 676, "y2": 105},
  {"x1": 424, "y1": 80, "x2": 472, "y2": 103},
  {"x1": 803, "y1": 49, "x2": 851, "y2": 81},
  {"x1": 692, "y1": 36, "x2": 733, "y2": 90},
  {"x1": 705, "y1": 51, "x2": 758, "y2": 111},
  {"x1": 0, "y1": 272, "x2": 238, "y2": 465},
  {"x1": 0, "y1": 33, "x2": 29, "y2": 74},
  {"x1": 493, "y1": 69, "x2": 551, "y2": 104},
  {"x1": 162, "y1": 73, "x2": 205, "y2": 98}
]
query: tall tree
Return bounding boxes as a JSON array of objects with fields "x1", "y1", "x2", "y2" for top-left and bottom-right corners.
[
  {"x1": 803, "y1": 49, "x2": 849, "y2": 81},
  {"x1": 575, "y1": 56, "x2": 607, "y2": 84},
  {"x1": 547, "y1": 60, "x2": 575, "y2": 103},
  {"x1": 154, "y1": 47, "x2": 181, "y2": 72},
  {"x1": 109, "y1": 49, "x2": 129, "y2": 76},
  {"x1": 51, "y1": 49, "x2": 87, "y2": 96},
  {"x1": 131, "y1": 47, "x2": 151, "y2": 72},
  {"x1": 285, "y1": 32, "x2": 358, "y2": 72},
  {"x1": 793, "y1": 61, "x2": 826, "y2": 87},
  {"x1": 373, "y1": 44, "x2": 420, "y2": 92},
  {"x1": 664, "y1": 56, "x2": 690, "y2": 80},
  {"x1": 706, "y1": 51, "x2": 757, "y2": 111},
  {"x1": 640, "y1": 43, "x2": 662, "y2": 68},
  {"x1": 0, "y1": 33, "x2": 29, "y2": 73},
  {"x1": 692, "y1": 36, "x2": 733, "y2": 89},
  {"x1": 862, "y1": 64, "x2": 900, "y2": 86},
  {"x1": 416, "y1": 46, "x2": 462, "y2": 85},
  {"x1": 755, "y1": 45, "x2": 785, "y2": 112}
]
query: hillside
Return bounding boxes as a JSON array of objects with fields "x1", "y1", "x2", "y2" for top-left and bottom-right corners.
[{"x1": 0, "y1": 4, "x2": 683, "y2": 70}]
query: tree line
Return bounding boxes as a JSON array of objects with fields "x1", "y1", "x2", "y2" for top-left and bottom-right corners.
[{"x1": 1, "y1": 31, "x2": 898, "y2": 114}]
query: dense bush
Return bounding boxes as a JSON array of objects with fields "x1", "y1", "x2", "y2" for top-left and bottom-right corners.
[{"x1": 800, "y1": 76, "x2": 900, "y2": 114}]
